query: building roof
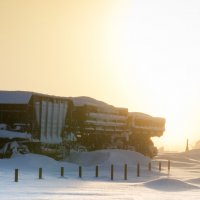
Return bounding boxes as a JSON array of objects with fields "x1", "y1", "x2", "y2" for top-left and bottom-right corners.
[
  {"x1": 0, "y1": 91, "x2": 33, "y2": 104},
  {"x1": 0, "y1": 90, "x2": 70, "y2": 104},
  {"x1": 70, "y1": 96, "x2": 113, "y2": 107},
  {"x1": 129, "y1": 112, "x2": 152, "y2": 118}
]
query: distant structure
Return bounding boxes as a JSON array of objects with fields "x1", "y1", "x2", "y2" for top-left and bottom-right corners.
[
  {"x1": 0, "y1": 90, "x2": 166, "y2": 158},
  {"x1": 185, "y1": 139, "x2": 189, "y2": 152}
]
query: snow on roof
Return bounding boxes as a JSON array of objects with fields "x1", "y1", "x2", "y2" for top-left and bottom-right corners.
[
  {"x1": 129, "y1": 112, "x2": 152, "y2": 118},
  {"x1": 70, "y1": 96, "x2": 114, "y2": 108},
  {"x1": 0, "y1": 130, "x2": 31, "y2": 140},
  {"x1": 129, "y1": 112, "x2": 165, "y2": 121},
  {"x1": 0, "y1": 91, "x2": 33, "y2": 104},
  {"x1": 0, "y1": 90, "x2": 70, "y2": 104}
]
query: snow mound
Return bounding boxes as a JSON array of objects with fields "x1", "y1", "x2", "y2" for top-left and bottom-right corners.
[
  {"x1": 66, "y1": 149, "x2": 150, "y2": 167},
  {"x1": 144, "y1": 178, "x2": 199, "y2": 191},
  {"x1": 70, "y1": 96, "x2": 112, "y2": 107},
  {"x1": 0, "y1": 130, "x2": 31, "y2": 139},
  {"x1": 187, "y1": 178, "x2": 200, "y2": 185},
  {"x1": 183, "y1": 149, "x2": 200, "y2": 161},
  {"x1": 0, "y1": 153, "x2": 64, "y2": 171},
  {"x1": 12, "y1": 153, "x2": 60, "y2": 169}
]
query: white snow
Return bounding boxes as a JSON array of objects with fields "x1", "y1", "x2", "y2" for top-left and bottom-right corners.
[
  {"x1": 70, "y1": 96, "x2": 112, "y2": 107},
  {"x1": 85, "y1": 119, "x2": 126, "y2": 127},
  {"x1": 88, "y1": 112, "x2": 127, "y2": 121},
  {"x1": 66, "y1": 149, "x2": 150, "y2": 167},
  {"x1": 0, "y1": 130, "x2": 32, "y2": 140},
  {"x1": 0, "y1": 149, "x2": 200, "y2": 199},
  {"x1": 0, "y1": 91, "x2": 32, "y2": 104},
  {"x1": 144, "y1": 178, "x2": 199, "y2": 191}
]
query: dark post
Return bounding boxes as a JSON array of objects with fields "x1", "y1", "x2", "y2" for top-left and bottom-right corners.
[
  {"x1": 111, "y1": 164, "x2": 114, "y2": 180},
  {"x1": 15, "y1": 169, "x2": 18, "y2": 182},
  {"x1": 148, "y1": 162, "x2": 151, "y2": 171},
  {"x1": 159, "y1": 161, "x2": 161, "y2": 171},
  {"x1": 95, "y1": 165, "x2": 98, "y2": 177},
  {"x1": 168, "y1": 160, "x2": 170, "y2": 172},
  {"x1": 124, "y1": 164, "x2": 127, "y2": 180},
  {"x1": 61, "y1": 167, "x2": 64, "y2": 177},
  {"x1": 39, "y1": 167, "x2": 42, "y2": 179},
  {"x1": 79, "y1": 166, "x2": 82, "y2": 178},
  {"x1": 137, "y1": 163, "x2": 140, "y2": 177}
]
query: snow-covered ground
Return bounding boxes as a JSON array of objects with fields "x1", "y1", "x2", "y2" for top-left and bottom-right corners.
[{"x1": 0, "y1": 149, "x2": 200, "y2": 199}]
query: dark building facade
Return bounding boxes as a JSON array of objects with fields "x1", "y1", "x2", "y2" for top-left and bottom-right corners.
[
  {"x1": 0, "y1": 91, "x2": 69, "y2": 144},
  {"x1": 0, "y1": 91, "x2": 166, "y2": 157}
]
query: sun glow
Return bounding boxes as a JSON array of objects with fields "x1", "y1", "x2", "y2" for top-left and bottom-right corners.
[
  {"x1": 1, "y1": 0, "x2": 200, "y2": 150},
  {"x1": 103, "y1": 0, "x2": 200, "y2": 150}
]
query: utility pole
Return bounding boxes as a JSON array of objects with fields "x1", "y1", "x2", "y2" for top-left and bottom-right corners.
[{"x1": 185, "y1": 139, "x2": 189, "y2": 152}]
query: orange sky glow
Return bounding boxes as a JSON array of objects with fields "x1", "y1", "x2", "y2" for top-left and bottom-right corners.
[{"x1": 1, "y1": 0, "x2": 200, "y2": 151}]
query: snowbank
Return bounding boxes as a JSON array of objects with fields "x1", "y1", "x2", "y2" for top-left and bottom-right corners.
[
  {"x1": 0, "y1": 130, "x2": 31, "y2": 140},
  {"x1": 144, "y1": 178, "x2": 199, "y2": 191},
  {"x1": 186, "y1": 178, "x2": 200, "y2": 185},
  {"x1": 0, "y1": 153, "x2": 76, "y2": 171},
  {"x1": 70, "y1": 96, "x2": 112, "y2": 107},
  {"x1": 66, "y1": 149, "x2": 150, "y2": 167}
]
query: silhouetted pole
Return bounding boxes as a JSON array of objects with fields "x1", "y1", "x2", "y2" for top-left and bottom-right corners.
[
  {"x1": 111, "y1": 164, "x2": 114, "y2": 180},
  {"x1": 137, "y1": 163, "x2": 140, "y2": 177},
  {"x1": 148, "y1": 162, "x2": 151, "y2": 171},
  {"x1": 79, "y1": 166, "x2": 82, "y2": 178},
  {"x1": 168, "y1": 160, "x2": 171, "y2": 172},
  {"x1": 124, "y1": 164, "x2": 127, "y2": 180},
  {"x1": 39, "y1": 168, "x2": 42, "y2": 179},
  {"x1": 159, "y1": 161, "x2": 161, "y2": 171},
  {"x1": 15, "y1": 169, "x2": 18, "y2": 182},
  {"x1": 61, "y1": 167, "x2": 64, "y2": 177},
  {"x1": 95, "y1": 165, "x2": 99, "y2": 177}
]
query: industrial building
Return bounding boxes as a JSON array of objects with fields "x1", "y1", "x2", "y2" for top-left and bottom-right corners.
[{"x1": 0, "y1": 91, "x2": 165, "y2": 158}]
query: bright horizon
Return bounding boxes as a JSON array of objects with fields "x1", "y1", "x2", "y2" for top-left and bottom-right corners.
[{"x1": 1, "y1": 0, "x2": 200, "y2": 151}]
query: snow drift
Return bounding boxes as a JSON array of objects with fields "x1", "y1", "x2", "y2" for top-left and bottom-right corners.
[
  {"x1": 0, "y1": 153, "x2": 76, "y2": 171},
  {"x1": 144, "y1": 178, "x2": 199, "y2": 191},
  {"x1": 66, "y1": 149, "x2": 150, "y2": 167}
]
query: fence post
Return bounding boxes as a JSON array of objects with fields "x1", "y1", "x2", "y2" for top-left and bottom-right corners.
[
  {"x1": 95, "y1": 165, "x2": 98, "y2": 177},
  {"x1": 79, "y1": 166, "x2": 82, "y2": 178},
  {"x1": 168, "y1": 160, "x2": 170, "y2": 172},
  {"x1": 39, "y1": 168, "x2": 42, "y2": 179},
  {"x1": 61, "y1": 167, "x2": 64, "y2": 177},
  {"x1": 124, "y1": 164, "x2": 127, "y2": 180},
  {"x1": 148, "y1": 162, "x2": 151, "y2": 171},
  {"x1": 159, "y1": 161, "x2": 161, "y2": 171},
  {"x1": 137, "y1": 163, "x2": 140, "y2": 177},
  {"x1": 111, "y1": 164, "x2": 114, "y2": 180},
  {"x1": 15, "y1": 169, "x2": 18, "y2": 182}
]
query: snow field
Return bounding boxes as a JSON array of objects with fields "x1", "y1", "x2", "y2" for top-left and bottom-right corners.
[{"x1": 0, "y1": 149, "x2": 200, "y2": 199}]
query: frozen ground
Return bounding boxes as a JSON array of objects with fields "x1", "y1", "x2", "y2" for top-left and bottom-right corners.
[{"x1": 0, "y1": 149, "x2": 200, "y2": 199}]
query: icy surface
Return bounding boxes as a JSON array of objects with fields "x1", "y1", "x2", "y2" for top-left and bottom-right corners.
[
  {"x1": 0, "y1": 149, "x2": 200, "y2": 199},
  {"x1": 0, "y1": 130, "x2": 31, "y2": 139}
]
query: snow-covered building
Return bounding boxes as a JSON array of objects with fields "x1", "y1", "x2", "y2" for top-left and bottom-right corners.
[
  {"x1": 129, "y1": 112, "x2": 165, "y2": 137},
  {"x1": 0, "y1": 91, "x2": 69, "y2": 144},
  {"x1": 0, "y1": 91, "x2": 165, "y2": 157},
  {"x1": 128, "y1": 112, "x2": 165, "y2": 157},
  {"x1": 67, "y1": 97, "x2": 129, "y2": 149}
]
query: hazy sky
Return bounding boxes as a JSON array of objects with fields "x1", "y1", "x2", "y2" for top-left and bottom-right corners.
[{"x1": 1, "y1": 0, "x2": 200, "y2": 150}]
